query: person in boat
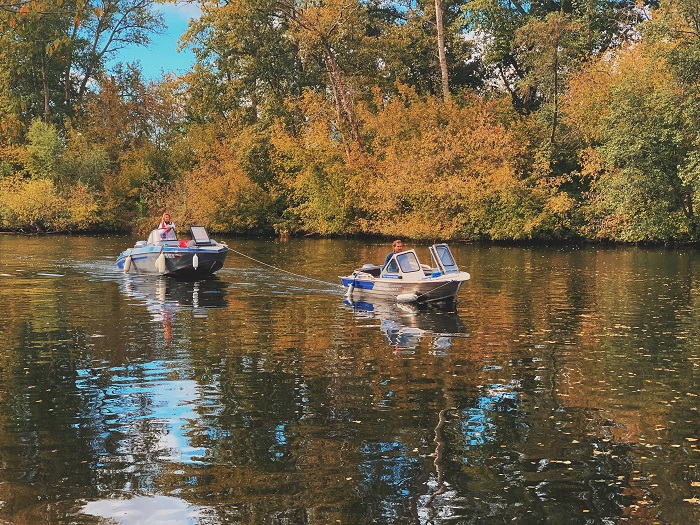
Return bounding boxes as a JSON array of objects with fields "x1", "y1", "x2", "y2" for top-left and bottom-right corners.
[
  {"x1": 158, "y1": 212, "x2": 177, "y2": 240},
  {"x1": 383, "y1": 239, "x2": 404, "y2": 268}
]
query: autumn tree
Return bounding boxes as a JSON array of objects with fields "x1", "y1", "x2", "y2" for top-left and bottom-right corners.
[{"x1": 565, "y1": 18, "x2": 700, "y2": 242}]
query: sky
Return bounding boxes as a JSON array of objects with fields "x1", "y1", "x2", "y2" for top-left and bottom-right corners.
[{"x1": 110, "y1": 3, "x2": 200, "y2": 80}]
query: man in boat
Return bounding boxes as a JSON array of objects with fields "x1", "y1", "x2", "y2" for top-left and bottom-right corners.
[
  {"x1": 383, "y1": 239, "x2": 404, "y2": 268},
  {"x1": 158, "y1": 212, "x2": 177, "y2": 240}
]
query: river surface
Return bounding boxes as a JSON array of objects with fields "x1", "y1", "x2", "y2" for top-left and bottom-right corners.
[{"x1": 0, "y1": 235, "x2": 698, "y2": 525}]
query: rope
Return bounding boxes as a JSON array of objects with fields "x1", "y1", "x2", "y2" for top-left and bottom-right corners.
[
  {"x1": 415, "y1": 278, "x2": 459, "y2": 300},
  {"x1": 227, "y1": 247, "x2": 343, "y2": 290}
]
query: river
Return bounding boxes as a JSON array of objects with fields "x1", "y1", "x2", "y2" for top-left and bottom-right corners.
[{"x1": 0, "y1": 234, "x2": 698, "y2": 525}]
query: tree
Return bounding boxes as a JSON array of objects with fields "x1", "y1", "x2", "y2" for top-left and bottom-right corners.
[
  {"x1": 25, "y1": 119, "x2": 65, "y2": 182},
  {"x1": 514, "y1": 12, "x2": 586, "y2": 145},
  {"x1": 0, "y1": 0, "x2": 164, "y2": 128},
  {"x1": 463, "y1": 0, "x2": 649, "y2": 113},
  {"x1": 565, "y1": 37, "x2": 700, "y2": 241},
  {"x1": 435, "y1": 0, "x2": 450, "y2": 99}
]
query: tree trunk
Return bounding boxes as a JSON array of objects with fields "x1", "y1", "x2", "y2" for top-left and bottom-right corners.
[
  {"x1": 435, "y1": 0, "x2": 450, "y2": 100},
  {"x1": 322, "y1": 42, "x2": 364, "y2": 154},
  {"x1": 550, "y1": 44, "x2": 559, "y2": 145},
  {"x1": 41, "y1": 53, "x2": 50, "y2": 118},
  {"x1": 326, "y1": 68, "x2": 352, "y2": 159}
]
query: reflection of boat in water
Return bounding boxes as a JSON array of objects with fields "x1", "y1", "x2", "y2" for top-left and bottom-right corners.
[
  {"x1": 121, "y1": 276, "x2": 228, "y2": 344},
  {"x1": 344, "y1": 298, "x2": 467, "y2": 350},
  {"x1": 120, "y1": 276, "x2": 228, "y2": 319},
  {"x1": 116, "y1": 226, "x2": 228, "y2": 279},
  {"x1": 340, "y1": 244, "x2": 470, "y2": 304}
]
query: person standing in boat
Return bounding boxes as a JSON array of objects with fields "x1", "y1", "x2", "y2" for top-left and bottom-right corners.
[
  {"x1": 158, "y1": 212, "x2": 177, "y2": 240},
  {"x1": 383, "y1": 239, "x2": 404, "y2": 268}
]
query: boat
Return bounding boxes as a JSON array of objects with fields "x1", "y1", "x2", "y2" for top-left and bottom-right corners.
[
  {"x1": 116, "y1": 226, "x2": 228, "y2": 279},
  {"x1": 340, "y1": 243, "x2": 470, "y2": 304}
]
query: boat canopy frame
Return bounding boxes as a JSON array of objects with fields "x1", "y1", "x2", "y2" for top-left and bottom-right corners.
[{"x1": 430, "y1": 244, "x2": 460, "y2": 274}]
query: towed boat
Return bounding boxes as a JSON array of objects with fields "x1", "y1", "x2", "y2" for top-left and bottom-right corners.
[
  {"x1": 116, "y1": 226, "x2": 228, "y2": 279},
  {"x1": 340, "y1": 243, "x2": 470, "y2": 304}
]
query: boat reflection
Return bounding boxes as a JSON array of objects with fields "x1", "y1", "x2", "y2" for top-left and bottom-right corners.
[
  {"x1": 344, "y1": 298, "x2": 468, "y2": 351},
  {"x1": 121, "y1": 275, "x2": 228, "y2": 313},
  {"x1": 120, "y1": 276, "x2": 228, "y2": 342}
]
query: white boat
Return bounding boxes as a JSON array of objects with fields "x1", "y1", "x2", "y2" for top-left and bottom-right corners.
[
  {"x1": 340, "y1": 244, "x2": 470, "y2": 303},
  {"x1": 116, "y1": 226, "x2": 228, "y2": 279}
]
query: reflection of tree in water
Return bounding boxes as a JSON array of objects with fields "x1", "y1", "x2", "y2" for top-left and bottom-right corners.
[
  {"x1": 411, "y1": 384, "x2": 637, "y2": 524},
  {"x1": 357, "y1": 441, "x2": 424, "y2": 521}
]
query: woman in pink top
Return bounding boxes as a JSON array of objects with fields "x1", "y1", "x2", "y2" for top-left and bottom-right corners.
[{"x1": 158, "y1": 212, "x2": 176, "y2": 240}]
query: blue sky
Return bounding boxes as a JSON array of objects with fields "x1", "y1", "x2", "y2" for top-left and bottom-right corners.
[{"x1": 111, "y1": 3, "x2": 200, "y2": 80}]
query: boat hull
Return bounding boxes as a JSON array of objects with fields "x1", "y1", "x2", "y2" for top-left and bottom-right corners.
[
  {"x1": 340, "y1": 272, "x2": 469, "y2": 303},
  {"x1": 117, "y1": 245, "x2": 228, "y2": 279}
]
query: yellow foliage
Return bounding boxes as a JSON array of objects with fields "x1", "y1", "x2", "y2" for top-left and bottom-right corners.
[
  {"x1": 0, "y1": 176, "x2": 61, "y2": 231},
  {"x1": 267, "y1": 85, "x2": 569, "y2": 239},
  {"x1": 61, "y1": 182, "x2": 99, "y2": 230},
  {"x1": 180, "y1": 141, "x2": 269, "y2": 232},
  {"x1": 0, "y1": 177, "x2": 100, "y2": 232},
  {"x1": 271, "y1": 91, "x2": 359, "y2": 235},
  {"x1": 564, "y1": 42, "x2": 676, "y2": 146},
  {"x1": 354, "y1": 89, "x2": 528, "y2": 238}
]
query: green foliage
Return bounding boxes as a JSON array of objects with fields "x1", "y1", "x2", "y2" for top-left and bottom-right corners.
[
  {"x1": 62, "y1": 124, "x2": 110, "y2": 189},
  {"x1": 0, "y1": 0, "x2": 164, "y2": 129},
  {"x1": 567, "y1": 35, "x2": 700, "y2": 242},
  {"x1": 26, "y1": 120, "x2": 65, "y2": 182},
  {"x1": 463, "y1": 0, "x2": 648, "y2": 113}
]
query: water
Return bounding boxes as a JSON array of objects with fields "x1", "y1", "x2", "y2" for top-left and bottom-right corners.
[{"x1": 0, "y1": 235, "x2": 698, "y2": 525}]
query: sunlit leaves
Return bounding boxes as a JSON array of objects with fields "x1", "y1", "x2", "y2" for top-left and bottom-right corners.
[
  {"x1": 26, "y1": 120, "x2": 66, "y2": 182},
  {"x1": 565, "y1": 30, "x2": 700, "y2": 242},
  {"x1": 268, "y1": 84, "x2": 570, "y2": 240},
  {"x1": 0, "y1": 0, "x2": 164, "y2": 127},
  {"x1": 0, "y1": 176, "x2": 61, "y2": 231}
]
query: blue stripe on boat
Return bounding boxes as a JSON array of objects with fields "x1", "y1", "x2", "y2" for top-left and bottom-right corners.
[{"x1": 342, "y1": 278, "x2": 374, "y2": 290}]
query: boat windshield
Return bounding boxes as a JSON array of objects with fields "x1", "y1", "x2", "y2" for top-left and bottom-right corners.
[
  {"x1": 190, "y1": 226, "x2": 211, "y2": 245},
  {"x1": 434, "y1": 244, "x2": 459, "y2": 273},
  {"x1": 397, "y1": 252, "x2": 421, "y2": 273}
]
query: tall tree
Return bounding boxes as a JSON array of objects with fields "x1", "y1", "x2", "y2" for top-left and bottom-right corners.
[
  {"x1": 515, "y1": 12, "x2": 585, "y2": 145},
  {"x1": 435, "y1": 0, "x2": 450, "y2": 99},
  {"x1": 463, "y1": 0, "x2": 649, "y2": 113},
  {"x1": 185, "y1": 0, "x2": 378, "y2": 154},
  {"x1": 183, "y1": 0, "x2": 312, "y2": 127},
  {"x1": 0, "y1": 0, "x2": 164, "y2": 128}
]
